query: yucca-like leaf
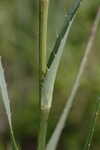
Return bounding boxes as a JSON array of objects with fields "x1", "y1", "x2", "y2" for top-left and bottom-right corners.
[
  {"x1": 0, "y1": 58, "x2": 18, "y2": 150},
  {"x1": 83, "y1": 98, "x2": 100, "y2": 150},
  {"x1": 41, "y1": 0, "x2": 82, "y2": 110}
]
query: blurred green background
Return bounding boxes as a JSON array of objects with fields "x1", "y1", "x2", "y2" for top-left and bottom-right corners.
[{"x1": 0, "y1": 0, "x2": 100, "y2": 149}]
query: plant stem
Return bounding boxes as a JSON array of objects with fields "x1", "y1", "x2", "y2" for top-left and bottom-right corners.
[
  {"x1": 38, "y1": 0, "x2": 49, "y2": 150},
  {"x1": 37, "y1": 110, "x2": 49, "y2": 150},
  {"x1": 39, "y1": 0, "x2": 49, "y2": 77},
  {"x1": 83, "y1": 98, "x2": 100, "y2": 150}
]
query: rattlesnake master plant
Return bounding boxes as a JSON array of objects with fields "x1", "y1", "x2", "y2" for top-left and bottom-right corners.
[{"x1": 0, "y1": 0, "x2": 100, "y2": 150}]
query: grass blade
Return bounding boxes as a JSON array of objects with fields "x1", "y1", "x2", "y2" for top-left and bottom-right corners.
[
  {"x1": 46, "y1": 8, "x2": 100, "y2": 150},
  {"x1": 41, "y1": 0, "x2": 82, "y2": 111},
  {"x1": 0, "y1": 58, "x2": 18, "y2": 150},
  {"x1": 47, "y1": 0, "x2": 82, "y2": 68},
  {"x1": 83, "y1": 98, "x2": 100, "y2": 150}
]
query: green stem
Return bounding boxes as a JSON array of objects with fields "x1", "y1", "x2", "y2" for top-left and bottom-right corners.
[
  {"x1": 39, "y1": 0, "x2": 49, "y2": 77},
  {"x1": 83, "y1": 98, "x2": 100, "y2": 150},
  {"x1": 38, "y1": 0, "x2": 49, "y2": 150},
  {"x1": 37, "y1": 110, "x2": 49, "y2": 150}
]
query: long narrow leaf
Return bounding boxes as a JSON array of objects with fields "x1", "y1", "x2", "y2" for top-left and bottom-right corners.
[
  {"x1": 47, "y1": 0, "x2": 82, "y2": 68},
  {"x1": 0, "y1": 58, "x2": 18, "y2": 150},
  {"x1": 46, "y1": 8, "x2": 100, "y2": 150},
  {"x1": 83, "y1": 98, "x2": 100, "y2": 150},
  {"x1": 41, "y1": 0, "x2": 82, "y2": 110}
]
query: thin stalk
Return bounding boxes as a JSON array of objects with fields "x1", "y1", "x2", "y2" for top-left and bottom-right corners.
[
  {"x1": 37, "y1": 110, "x2": 49, "y2": 150},
  {"x1": 39, "y1": 0, "x2": 49, "y2": 77},
  {"x1": 38, "y1": 0, "x2": 49, "y2": 150},
  {"x1": 46, "y1": 8, "x2": 100, "y2": 150},
  {"x1": 83, "y1": 98, "x2": 100, "y2": 150}
]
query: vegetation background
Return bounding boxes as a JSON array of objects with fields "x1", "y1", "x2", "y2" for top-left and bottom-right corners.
[{"x1": 0, "y1": 0, "x2": 100, "y2": 149}]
